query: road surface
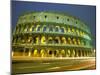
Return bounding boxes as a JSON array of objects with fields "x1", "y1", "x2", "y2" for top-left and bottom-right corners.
[{"x1": 12, "y1": 57, "x2": 96, "y2": 74}]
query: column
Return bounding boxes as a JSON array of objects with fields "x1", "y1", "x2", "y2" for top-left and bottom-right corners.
[{"x1": 28, "y1": 49, "x2": 31, "y2": 57}]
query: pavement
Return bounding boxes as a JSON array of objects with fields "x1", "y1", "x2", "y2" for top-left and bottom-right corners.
[{"x1": 12, "y1": 57, "x2": 96, "y2": 74}]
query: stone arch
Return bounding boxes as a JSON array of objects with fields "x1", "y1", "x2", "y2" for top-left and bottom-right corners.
[
  {"x1": 54, "y1": 37, "x2": 60, "y2": 44},
  {"x1": 68, "y1": 37, "x2": 72, "y2": 44},
  {"x1": 41, "y1": 36, "x2": 46, "y2": 44},
  {"x1": 60, "y1": 49, "x2": 65, "y2": 57},
  {"x1": 40, "y1": 49, "x2": 45, "y2": 57},
  {"x1": 83, "y1": 50, "x2": 86, "y2": 57},
  {"x1": 61, "y1": 37, "x2": 66, "y2": 44},
  {"x1": 78, "y1": 50, "x2": 81, "y2": 57},
  {"x1": 42, "y1": 25, "x2": 47, "y2": 32},
  {"x1": 27, "y1": 36, "x2": 33, "y2": 43},
  {"x1": 48, "y1": 37, "x2": 53, "y2": 44},
  {"x1": 73, "y1": 38, "x2": 77, "y2": 45},
  {"x1": 36, "y1": 25, "x2": 41, "y2": 31},
  {"x1": 60, "y1": 27, "x2": 65, "y2": 33},
  {"x1": 75, "y1": 50, "x2": 79, "y2": 57},
  {"x1": 49, "y1": 25, "x2": 53, "y2": 32},
  {"x1": 33, "y1": 36, "x2": 39, "y2": 44},
  {"x1": 48, "y1": 50, "x2": 53, "y2": 57},
  {"x1": 77, "y1": 39, "x2": 81, "y2": 45},
  {"x1": 33, "y1": 49, "x2": 38, "y2": 57},
  {"x1": 32, "y1": 25, "x2": 36, "y2": 32},
  {"x1": 55, "y1": 26, "x2": 60, "y2": 32}
]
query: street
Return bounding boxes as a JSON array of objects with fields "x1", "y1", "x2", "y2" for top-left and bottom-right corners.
[{"x1": 12, "y1": 57, "x2": 96, "y2": 74}]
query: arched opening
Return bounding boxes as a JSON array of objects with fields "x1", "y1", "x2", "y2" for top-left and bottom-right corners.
[
  {"x1": 36, "y1": 25, "x2": 41, "y2": 31},
  {"x1": 33, "y1": 36, "x2": 39, "y2": 44},
  {"x1": 68, "y1": 37, "x2": 72, "y2": 44},
  {"x1": 78, "y1": 50, "x2": 81, "y2": 57},
  {"x1": 49, "y1": 26, "x2": 53, "y2": 32},
  {"x1": 60, "y1": 27, "x2": 64, "y2": 33},
  {"x1": 54, "y1": 37, "x2": 60, "y2": 44},
  {"x1": 33, "y1": 49, "x2": 38, "y2": 57},
  {"x1": 73, "y1": 38, "x2": 77, "y2": 45},
  {"x1": 60, "y1": 50, "x2": 65, "y2": 57},
  {"x1": 40, "y1": 49, "x2": 45, "y2": 57},
  {"x1": 49, "y1": 51, "x2": 52, "y2": 55},
  {"x1": 43, "y1": 26, "x2": 47, "y2": 32},
  {"x1": 27, "y1": 36, "x2": 33, "y2": 43},
  {"x1": 48, "y1": 37, "x2": 53, "y2": 44},
  {"x1": 41, "y1": 36, "x2": 46, "y2": 44},
  {"x1": 77, "y1": 39, "x2": 81, "y2": 45},
  {"x1": 55, "y1": 26, "x2": 59, "y2": 32},
  {"x1": 48, "y1": 50, "x2": 53, "y2": 57},
  {"x1": 61, "y1": 37, "x2": 66, "y2": 44},
  {"x1": 82, "y1": 50, "x2": 84, "y2": 56}
]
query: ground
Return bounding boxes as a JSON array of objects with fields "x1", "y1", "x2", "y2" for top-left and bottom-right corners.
[{"x1": 12, "y1": 57, "x2": 96, "y2": 74}]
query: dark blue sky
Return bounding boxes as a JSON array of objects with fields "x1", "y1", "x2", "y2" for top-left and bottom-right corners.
[{"x1": 11, "y1": 1, "x2": 96, "y2": 48}]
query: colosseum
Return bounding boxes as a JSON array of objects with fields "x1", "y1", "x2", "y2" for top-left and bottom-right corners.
[{"x1": 12, "y1": 11, "x2": 94, "y2": 58}]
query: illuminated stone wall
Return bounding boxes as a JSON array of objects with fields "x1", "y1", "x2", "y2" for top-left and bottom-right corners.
[{"x1": 12, "y1": 11, "x2": 94, "y2": 57}]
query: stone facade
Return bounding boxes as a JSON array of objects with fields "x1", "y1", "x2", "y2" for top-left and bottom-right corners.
[{"x1": 12, "y1": 11, "x2": 94, "y2": 58}]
